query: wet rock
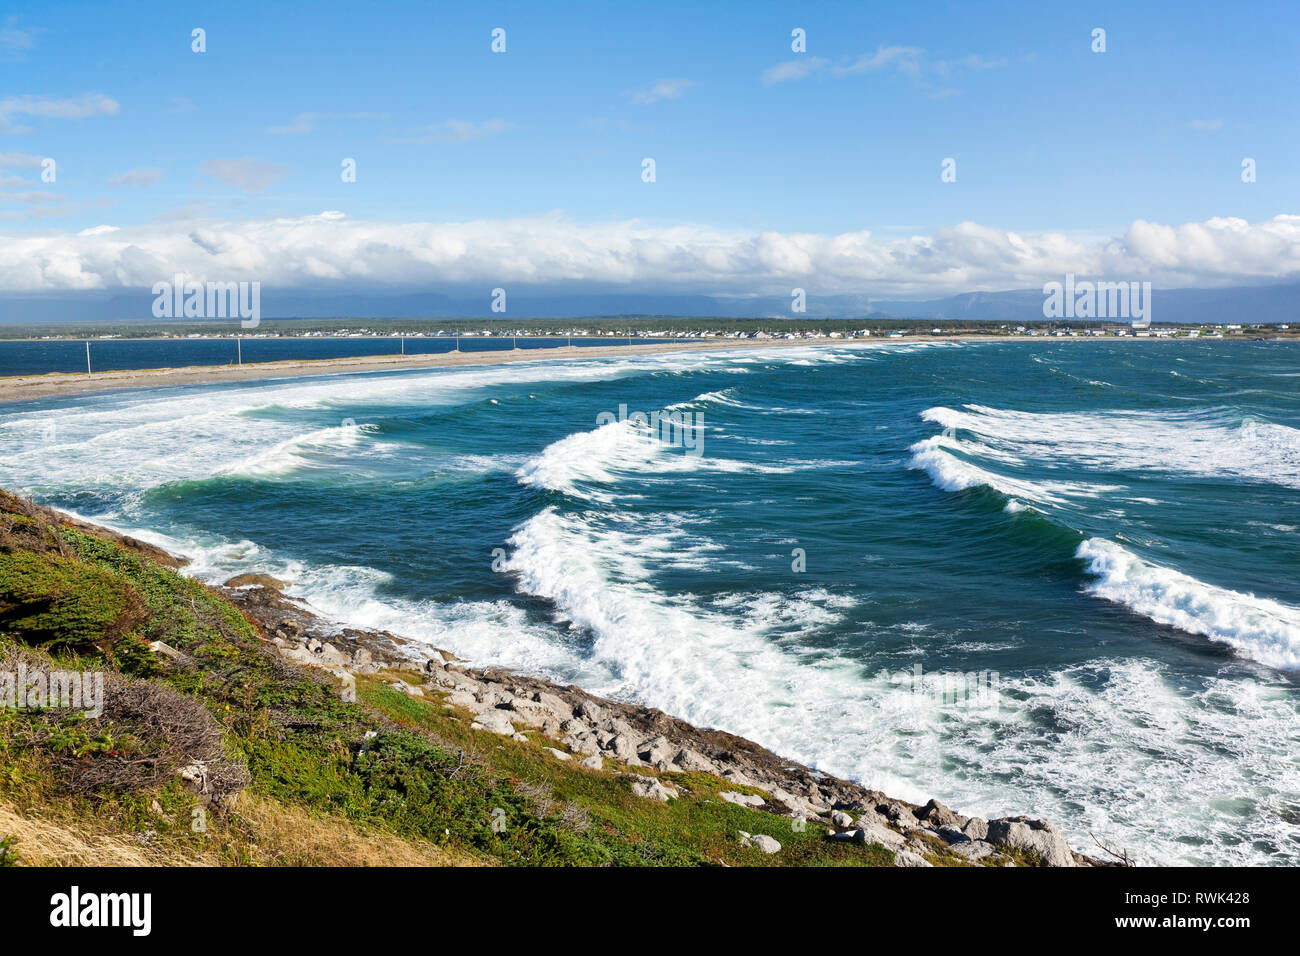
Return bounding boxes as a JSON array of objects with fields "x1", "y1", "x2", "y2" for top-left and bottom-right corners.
[{"x1": 224, "y1": 573, "x2": 287, "y2": 590}]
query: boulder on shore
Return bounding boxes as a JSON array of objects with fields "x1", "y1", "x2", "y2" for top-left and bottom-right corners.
[{"x1": 224, "y1": 573, "x2": 287, "y2": 591}]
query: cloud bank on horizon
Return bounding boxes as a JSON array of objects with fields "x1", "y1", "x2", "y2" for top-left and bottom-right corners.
[
  {"x1": 2, "y1": 2, "x2": 1298, "y2": 302},
  {"x1": 2, "y1": 212, "x2": 1299, "y2": 298}
]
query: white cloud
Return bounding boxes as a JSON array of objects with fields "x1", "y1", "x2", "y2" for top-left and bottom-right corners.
[
  {"x1": 0, "y1": 93, "x2": 118, "y2": 133},
  {"x1": 765, "y1": 46, "x2": 1012, "y2": 90},
  {"x1": 1, "y1": 212, "x2": 1298, "y2": 296},
  {"x1": 628, "y1": 79, "x2": 695, "y2": 104},
  {"x1": 391, "y1": 119, "x2": 512, "y2": 144},
  {"x1": 934, "y1": 53, "x2": 1008, "y2": 74},
  {"x1": 1190, "y1": 118, "x2": 1223, "y2": 131},
  {"x1": 835, "y1": 45, "x2": 926, "y2": 76},
  {"x1": 267, "y1": 111, "x2": 389, "y2": 134},
  {"x1": 0, "y1": 151, "x2": 45, "y2": 168},
  {"x1": 268, "y1": 112, "x2": 316, "y2": 134},
  {"x1": 0, "y1": 189, "x2": 61, "y2": 204},
  {"x1": 199, "y1": 158, "x2": 289, "y2": 192},
  {"x1": 762, "y1": 57, "x2": 829, "y2": 85},
  {"x1": 0, "y1": 23, "x2": 36, "y2": 60},
  {"x1": 110, "y1": 167, "x2": 163, "y2": 186}
]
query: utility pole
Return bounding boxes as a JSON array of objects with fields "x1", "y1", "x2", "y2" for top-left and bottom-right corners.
[
  {"x1": 237, "y1": 336, "x2": 242, "y2": 365},
  {"x1": 455, "y1": 333, "x2": 460, "y2": 352},
  {"x1": 401, "y1": 335, "x2": 406, "y2": 355},
  {"x1": 85, "y1": 340, "x2": 91, "y2": 375}
]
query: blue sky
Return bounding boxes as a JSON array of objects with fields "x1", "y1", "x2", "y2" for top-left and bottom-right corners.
[{"x1": 2, "y1": 0, "x2": 1298, "y2": 297}]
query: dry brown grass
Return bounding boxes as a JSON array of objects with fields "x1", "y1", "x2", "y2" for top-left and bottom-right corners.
[
  {"x1": 0, "y1": 794, "x2": 487, "y2": 867},
  {"x1": 0, "y1": 801, "x2": 214, "y2": 866},
  {"x1": 232, "y1": 793, "x2": 486, "y2": 867}
]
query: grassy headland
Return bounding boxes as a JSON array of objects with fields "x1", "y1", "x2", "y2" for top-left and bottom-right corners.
[{"x1": 0, "y1": 489, "x2": 1095, "y2": 867}]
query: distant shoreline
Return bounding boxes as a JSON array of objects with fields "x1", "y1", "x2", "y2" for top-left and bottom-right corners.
[
  {"x1": 0, "y1": 333, "x2": 1283, "y2": 403},
  {"x1": 0, "y1": 337, "x2": 940, "y2": 401}
]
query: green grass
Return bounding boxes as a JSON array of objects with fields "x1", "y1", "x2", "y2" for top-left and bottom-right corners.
[
  {"x1": 361, "y1": 677, "x2": 899, "y2": 867},
  {"x1": 0, "y1": 550, "x2": 139, "y2": 652}
]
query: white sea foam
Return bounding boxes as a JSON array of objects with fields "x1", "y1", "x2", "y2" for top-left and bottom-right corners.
[
  {"x1": 498, "y1": 506, "x2": 1300, "y2": 864},
  {"x1": 906, "y1": 434, "x2": 1115, "y2": 506},
  {"x1": 1077, "y1": 538, "x2": 1300, "y2": 670},
  {"x1": 517, "y1": 411, "x2": 858, "y2": 502},
  {"x1": 499, "y1": 506, "x2": 904, "y2": 776},
  {"x1": 921, "y1": 404, "x2": 1300, "y2": 490},
  {"x1": 216, "y1": 422, "x2": 375, "y2": 478},
  {"x1": 926, "y1": 657, "x2": 1300, "y2": 866}
]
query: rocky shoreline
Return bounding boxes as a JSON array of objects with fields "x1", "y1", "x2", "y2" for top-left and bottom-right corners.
[{"x1": 220, "y1": 572, "x2": 1107, "y2": 867}]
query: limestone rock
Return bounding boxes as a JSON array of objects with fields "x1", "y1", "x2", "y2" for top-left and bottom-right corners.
[
  {"x1": 962, "y1": 816, "x2": 990, "y2": 841},
  {"x1": 445, "y1": 690, "x2": 478, "y2": 710},
  {"x1": 937, "y1": 826, "x2": 971, "y2": 845},
  {"x1": 637, "y1": 735, "x2": 675, "y2": 766},
  {"x1": 563, "y1": 732, "x2": 602, "y2": 757},
  {"x1": 894, "y1": 849, "x2": 933, "y2": 867},
  {"x1": 605, "y1": 733, "x2": 637, "y2": 761},
  {"x1": 738, "y1": 831, "x2": 781, "y2": 854},
  {"x1": 720, "y1": 791, "x2": 766, "y2": 808},
  {"x1": 986, "y1": 817, "x2": 1075, "y2": 867},
  {"x1": 914, "y1": 798, "x2": 961, "y2": 829},
  {"x1": 622, "y1": 774, "x2": 679, "y2": 802},
  {"x1": 671, "y1": 747, "x2": 715, "y2": 773},
  {"x1": 472, "y1": 710, "x2": 516, "y2": 736},
  {"x1": 853, "y1": 819, "x2": 906, "y2": 848},
  {"x1": 952, "y1": 840, "x2": 997, "y2": 862}
]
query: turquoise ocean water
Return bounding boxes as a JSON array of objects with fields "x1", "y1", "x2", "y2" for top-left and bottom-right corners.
[{"x1": 1, "y1": 339, "x2": 1297, "y2": 865}]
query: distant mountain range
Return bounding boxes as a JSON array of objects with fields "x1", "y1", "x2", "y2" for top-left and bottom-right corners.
[{"x1": 1, "y1": 283, "x2": 1296, "y2": 325}]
